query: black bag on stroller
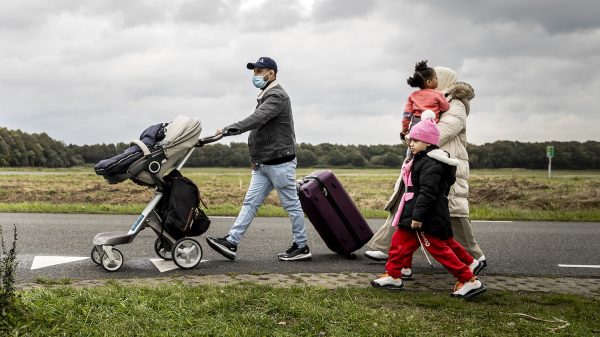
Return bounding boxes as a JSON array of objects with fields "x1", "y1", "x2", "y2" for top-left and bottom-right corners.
[{"x1": 157, "y1": 170, "x2": 210, "y2": 240}]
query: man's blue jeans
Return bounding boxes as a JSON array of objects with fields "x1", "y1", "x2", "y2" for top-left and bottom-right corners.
[{"x1": 227, "y1": 158, "x2": 308, "y2": 248}]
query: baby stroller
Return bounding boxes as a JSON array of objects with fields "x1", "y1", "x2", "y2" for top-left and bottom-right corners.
[{"x1": 91, "y1": 115, "x2": 223, "y2": 272}]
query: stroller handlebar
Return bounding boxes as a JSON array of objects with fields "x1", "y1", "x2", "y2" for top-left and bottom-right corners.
[{"x1": 196, "y1": 133, "x2": 226, "y2": 147}]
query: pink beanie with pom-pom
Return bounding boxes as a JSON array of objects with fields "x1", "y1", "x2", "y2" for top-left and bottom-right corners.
[{"x1": 409, "y1": 110, "x2": 439, "y2": 146}]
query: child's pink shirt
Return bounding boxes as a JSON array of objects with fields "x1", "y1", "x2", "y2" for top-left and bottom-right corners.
[{"x1": 404, "y1": 88, "x2": 449, "y2": 120}]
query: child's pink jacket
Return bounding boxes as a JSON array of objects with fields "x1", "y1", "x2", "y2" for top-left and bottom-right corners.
[{"x1": 404, "y1": 88, "x2": 449, "y2": 118}]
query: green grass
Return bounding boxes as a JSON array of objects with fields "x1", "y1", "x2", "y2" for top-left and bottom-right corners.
[
  {"x1": 469, "y1": 168, "x2": 600, "y2": 178},
  {"x1": 3, "y1": 283, "x2": 599, "y2": 336},
  {"x1": 471, "y1": 206, "x2": 600, "y2": 222},
  {"x1": 1, "y1": 167, "x2": 600, "y2": 221},
  {"x1": 34, "y1": 277, "x2": 73, "y2": 286},
  {"x1": 0, "y1": 202, "x2": 148, "y2": 214},
  {"x1": 1, "y1": 203, "x2": 599, "y2": 221},
  {"x1": 0, "y1": 201, "x2": 390, "y2": 218}
]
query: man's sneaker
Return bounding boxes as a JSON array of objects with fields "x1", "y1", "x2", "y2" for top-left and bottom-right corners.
[
  {"x1": 278, "y1": 242, "x2": 312, "y2": 261},
  {"x1": 452, "y1": 277, "x2": 486, "y2": 299},
  {"x1": 401, "y1": 268, "x2": 414, "y2": 280},
  {"x1": 469, "y1": 259, "x2": 485, "y2": 276},
  {"x1": 370, "y1": 273, "x2": 404, "y2": 290},
  {"x1": 206, "y1": 236, "x2": 237, "y2": 260},
  {"x1": 364, "y1": 250, "x2": 389, "y2": 261}
]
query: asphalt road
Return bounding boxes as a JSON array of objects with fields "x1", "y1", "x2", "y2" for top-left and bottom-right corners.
[{"x1": 1, "y1": 213, "x2": 599, "y2": 283}]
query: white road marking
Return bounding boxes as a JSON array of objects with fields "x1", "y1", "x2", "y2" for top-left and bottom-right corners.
[
  {"x1": 31, "y1": 256, "x2": 89, "y2": 270},
  {"x1": 558, "y1": 264, "x2": 600, "y2": 269},
  {"x1": 472, "y1": 220, "x2": 513, "y2": 223},
  {"x1": 150, "y1": 258, "x2": 209, "y2": 273}
]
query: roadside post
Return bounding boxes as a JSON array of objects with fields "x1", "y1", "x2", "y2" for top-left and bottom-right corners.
[{"x1": 546, "y1": 145, "x2": 554, "y2": 178}]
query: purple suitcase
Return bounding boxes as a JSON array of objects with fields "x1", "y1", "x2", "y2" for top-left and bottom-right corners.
[{"x1": 297, "y1": 170, "x2": 373, "y2": 256}]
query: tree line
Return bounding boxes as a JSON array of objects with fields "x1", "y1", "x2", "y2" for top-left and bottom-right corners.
[
  {"x1": 0, "y1": 128, "x2": 84, "y2": 167},
  {"x1": 1, "y1": 126, "x2": 599, "y2": 169}
]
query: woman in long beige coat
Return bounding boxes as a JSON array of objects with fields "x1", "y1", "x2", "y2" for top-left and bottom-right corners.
[{"x1": 364, "y1": 66, "x2": 486, "y2": 268}]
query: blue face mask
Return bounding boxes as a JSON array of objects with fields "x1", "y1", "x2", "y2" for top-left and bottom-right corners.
[{"x1": 252, "y1": 72, "x2": 270, "y2": 89}]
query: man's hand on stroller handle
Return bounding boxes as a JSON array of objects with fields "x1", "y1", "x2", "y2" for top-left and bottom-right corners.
[
  {"x1": 217, "y1": 128, "x2": 238, "y2": 136},
  {"x1": 197, "y1": 131, "x2": 228, "y2": 147},
  {"x1": 197, "y1": 126, "x2": 241, "y2": 146}
]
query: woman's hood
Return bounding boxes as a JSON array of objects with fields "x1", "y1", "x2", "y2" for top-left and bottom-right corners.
[
  {"x1": 434, "y1": 66, "x2": 457, "y2": 91},
  {"x1": 434, "y1": 66, "x2": 475, "y2": 115}
]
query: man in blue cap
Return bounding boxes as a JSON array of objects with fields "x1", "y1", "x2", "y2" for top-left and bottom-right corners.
[{"x1": 206, "y1": 57, "x2": 311, "y2": 261}]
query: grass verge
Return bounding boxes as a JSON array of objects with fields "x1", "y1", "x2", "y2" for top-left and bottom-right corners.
[
  {"x1": 0, "y1": 202, "x2": 147, "y2": 214},
  {"x1": 3, "y1": 284, "x2": 599, "y2": 336},
  {"x1": 471, "y1": 206, "x2": 600, "y2": 222},
  {"x1": 2, "y1": 202, "x2": 600, "y2": 221},
  {"x1": 1, "y1": 168, "x2": 600, "y2": 221}
]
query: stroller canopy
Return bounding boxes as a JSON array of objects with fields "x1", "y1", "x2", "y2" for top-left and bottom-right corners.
[{"x1": 160, "y1": 115, "x2": 202, "y2": 159}]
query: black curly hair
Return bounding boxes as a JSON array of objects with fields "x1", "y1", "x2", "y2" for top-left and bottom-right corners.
[{"x1": 407, "y1": 60, "x2": 435, "y2": 89}]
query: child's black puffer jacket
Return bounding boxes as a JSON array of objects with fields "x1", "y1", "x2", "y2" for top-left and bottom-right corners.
[{"x1": 398, "y1": 147, "x2": 458, "y2": 239}]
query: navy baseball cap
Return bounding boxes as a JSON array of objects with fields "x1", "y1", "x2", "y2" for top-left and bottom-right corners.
[{"x1": 246, "y1": 57, "x2": 278, "y2": 73}]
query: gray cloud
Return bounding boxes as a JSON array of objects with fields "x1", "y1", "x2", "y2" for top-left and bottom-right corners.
[
  {"x1": 239, "y1": 0, "x2": 306, "y2": 31},
  {"x1": 312, "y1": 0, "x2": 377, "y2": 22},
  {"x1": 423, "y1": 0, "x2": 600, "y2": 34},
  {"x1": 0, "y1": 0, "x2": 79, "y2": 30},
  {"x1": 0, "y1": 0, "x2": 599, "y2": 146},
  {"x1": 80, "y1": 1, "x2": 173, "y2": 28},
  {"x1": 175, "y1": 0, "x2": 241, "y2": 25}
]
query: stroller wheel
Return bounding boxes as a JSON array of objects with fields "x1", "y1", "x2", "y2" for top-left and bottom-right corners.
[
  {"x1": 101, "y1": 248, "x2": 124, "y2": 272},
  {"x1": 91, "y1": 247, "x2": 101, "y2": 265},
  {"x1": 172, "y1": 238, "x2": 203, "y2": 270},
  {"x1": 154, "y1": 237, "x2": 173, "y2": 260}
]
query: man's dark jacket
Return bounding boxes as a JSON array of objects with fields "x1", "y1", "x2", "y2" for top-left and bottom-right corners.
[{"x1": 224, "y1": 81, "x2": 296, "y2": 164}]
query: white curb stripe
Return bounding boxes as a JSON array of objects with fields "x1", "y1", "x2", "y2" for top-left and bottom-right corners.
[
  {"x1": 472, "y1": 220, "x2": 513, "y2": 223},
  {"x1": 558, "y1": 264, "x2": 600, "y2": 269}
]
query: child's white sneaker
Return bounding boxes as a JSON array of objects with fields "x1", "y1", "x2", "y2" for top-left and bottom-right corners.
[
  {"x1": 401, "y1": 268, "x2": 413, "y2": 280},
  {"x1": 452, "y1": 277, "x2": 486, "y2": 299},
  {"x1": 370, "y1": 273, "x2": 404, "y2": 290}
]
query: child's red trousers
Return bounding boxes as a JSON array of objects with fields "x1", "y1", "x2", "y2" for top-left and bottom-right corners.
[{"x1": 386, "y1": 227, "x2": 474, "y2": 283}]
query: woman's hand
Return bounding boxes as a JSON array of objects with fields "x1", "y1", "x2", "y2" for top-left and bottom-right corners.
[{"x1": 411, "y1": 220, "x2": 422, "y2": 229}]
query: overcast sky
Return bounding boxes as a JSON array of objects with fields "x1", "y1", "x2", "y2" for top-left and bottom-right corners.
[{"x1": 1, "y1": 0, "x2": 598, "y2": 146}]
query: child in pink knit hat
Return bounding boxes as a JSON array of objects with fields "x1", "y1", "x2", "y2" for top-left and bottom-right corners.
[{"x1": 371, "y1": 112, "x2": 486, "y2": 299}]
